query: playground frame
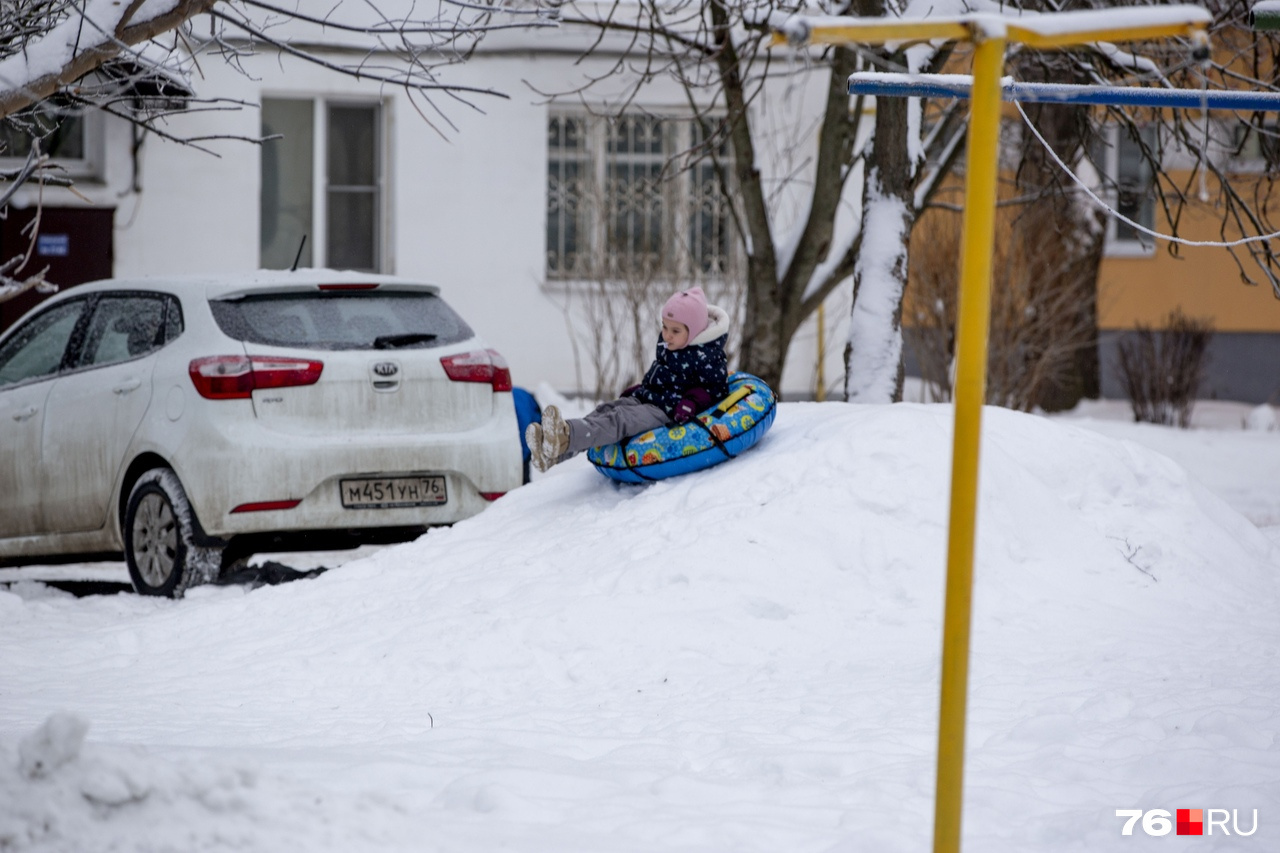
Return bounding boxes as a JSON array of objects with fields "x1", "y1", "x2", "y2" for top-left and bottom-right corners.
[{"x1": 769, "y1": 7, "x2": 1251, "y2": 852}]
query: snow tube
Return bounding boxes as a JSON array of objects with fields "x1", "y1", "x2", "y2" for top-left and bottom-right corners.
[{"x1": 587, "y1": 372, "x2": 777, "y2": 484}]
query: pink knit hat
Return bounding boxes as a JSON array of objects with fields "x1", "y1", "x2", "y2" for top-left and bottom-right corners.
[{"x1": 662, "y1": 287, "x2": 709, "y2": 341}]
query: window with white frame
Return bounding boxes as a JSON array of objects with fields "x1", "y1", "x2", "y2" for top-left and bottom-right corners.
[
  {"x1": 1231, "y1": 120, "x2": 1280, "y2": 170},
  {"x1": 1093, "y1": 124, "x2": 1157, "y2": 254},
  {"x1": 260, "y1": 98, "x2": 383, "y2": 272},
  {"x1": 546, "y1": 112, "x2": 735, "y2": 281},
  {"x1": 0, "y1": 101, "x2": 103, "y2": 180}
]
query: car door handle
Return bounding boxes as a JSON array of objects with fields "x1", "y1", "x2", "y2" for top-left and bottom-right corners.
[
  {"x1": 12, "y1": 406, "x2": 37, "y2": 421},
  {"x1": 113, "y1": 378, "x2": 143, "y2": 395}
]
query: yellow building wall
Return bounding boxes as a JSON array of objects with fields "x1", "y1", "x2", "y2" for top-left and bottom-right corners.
[{"x1": 1098, "y1": 174, "x2": 1280, "y2": 333}]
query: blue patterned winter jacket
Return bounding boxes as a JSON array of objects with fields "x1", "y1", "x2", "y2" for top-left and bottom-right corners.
[{"x1": 632, "y1": 305, "x2": 731, "y2": 418}]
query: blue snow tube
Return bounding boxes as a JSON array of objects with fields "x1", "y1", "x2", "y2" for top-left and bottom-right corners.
[{"x1": 587, "y1": 372, "x2": 777, "y2": 484}]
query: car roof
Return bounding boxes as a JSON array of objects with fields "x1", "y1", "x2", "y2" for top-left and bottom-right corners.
[{"x1": 45, "y1": 270, "x2": 441, "y2": 301}]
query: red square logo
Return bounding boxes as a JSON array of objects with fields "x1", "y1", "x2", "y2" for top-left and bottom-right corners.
[{"x1": 1177, "y1": 809, "x2": 1204, "y2": 836}]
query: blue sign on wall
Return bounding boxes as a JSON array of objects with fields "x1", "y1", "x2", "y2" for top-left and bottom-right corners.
[{"x1": 37, "y1": 234, "x2": 70, "y2": 256}]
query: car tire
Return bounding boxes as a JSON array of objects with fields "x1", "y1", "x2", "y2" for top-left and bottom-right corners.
[{"x1": 124, "y1": 469, "x2": 222, "y2": 598}]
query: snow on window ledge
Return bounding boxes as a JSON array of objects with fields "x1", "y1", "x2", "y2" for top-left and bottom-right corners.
[{"x1": 1104, "y1": 239, "x2": 1156, "y2": 259}]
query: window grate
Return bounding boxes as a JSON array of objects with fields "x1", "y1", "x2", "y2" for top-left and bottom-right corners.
[{"x1": 547, "y1": 112, "x2": 736, "y2": 282}]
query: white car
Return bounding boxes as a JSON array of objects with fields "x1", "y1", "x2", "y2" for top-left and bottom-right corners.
[{"x1": 0, "y1": 271, "x2": 523, "y2": 596}]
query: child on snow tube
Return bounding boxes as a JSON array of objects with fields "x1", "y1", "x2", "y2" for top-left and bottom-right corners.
[
  {"x1": 585, "y1": 372, "x2": 776, "y2": 483},
  {"x1": 526, "y1": 286, "x2": 729, "y2": 472}
]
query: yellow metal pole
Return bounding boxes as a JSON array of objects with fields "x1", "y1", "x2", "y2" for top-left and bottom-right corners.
[
  {"x1": 933, "y1": 30, "x2": 1006, "y2": 853},
  {"x1": 770, "y1": 12, "x2": 1208, "y2": 51},
  {"x1": 1009, "y1": 19, "x2": 1208, "y2": 48},
  {"x1": 778, "y1": 19, "x2": 971, "y2": 46}
]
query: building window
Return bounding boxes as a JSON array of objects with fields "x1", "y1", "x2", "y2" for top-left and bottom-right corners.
[
  {"x1": 1231, "y1": 121, "x2": 1280, "y2": 170},
  {"x1": 0, "y1": 102, "x2": 102, "y2": 180},
  {"x1": 261, "y1": 98, "x2": 383, "y2": 272},
  {"x1": 547, "y1": 112, "x2": 735, "y2": 281},
  {"x1": 1094, "y1": 124, "x2": 1156, "y2": 254}
]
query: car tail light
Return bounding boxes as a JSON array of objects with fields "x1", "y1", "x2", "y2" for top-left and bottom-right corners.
[
  {"x1": 231, "y1": 499, "x2": 302, "y2": 513},
  {"x1": 317, "y1": 283, "x2": 379, "y2": 291},
  {"x1": 440, "y1": 349, "x2": 512, "y2": 392},
  {"x1": 480, "y1": 492, "x2": 506, "y2": 501},
  {"x1": 189, "y1": 356, "x2": 324, "y2": 400}
]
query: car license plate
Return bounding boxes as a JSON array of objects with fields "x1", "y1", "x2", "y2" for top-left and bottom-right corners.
[{"x1": 340, "y1": 475, "x2": 447, "y2": 509}]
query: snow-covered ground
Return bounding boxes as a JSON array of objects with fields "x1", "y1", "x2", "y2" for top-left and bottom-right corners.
[{"x1": 1, "y1": 398, "x2": 1277, "y2": 852}]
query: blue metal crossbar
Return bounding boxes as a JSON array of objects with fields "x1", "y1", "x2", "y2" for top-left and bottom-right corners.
[{"x1": 848, "y1": 72, "x2": 1280, "y2": 111}]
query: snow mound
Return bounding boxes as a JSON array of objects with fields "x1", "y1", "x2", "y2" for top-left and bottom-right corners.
[
  {"x1": 1245, "y1": 403, "x2": 1278, "y2": 432},
  {"x1": 18, "y1": 713, "x2": 88, "y2": 779},
  {"x1": 0, "y1": 715, "x2": 267, "y2": 852},
  {"x1": 0, "y1": 402, "x2": 1276, "y2": 852}
]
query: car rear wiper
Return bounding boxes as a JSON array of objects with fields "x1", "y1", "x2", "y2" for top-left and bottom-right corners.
[{"x1": 373, "y1": 333, "x2": 438, "y2": 349}]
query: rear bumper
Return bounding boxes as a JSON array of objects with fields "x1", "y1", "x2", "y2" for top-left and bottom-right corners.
[{"x1": 165, "y1": 414, "x2": 523, "y2": 538}]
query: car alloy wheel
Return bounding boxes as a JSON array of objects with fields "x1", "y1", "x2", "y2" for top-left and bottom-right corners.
[
  {"x1": 124, "y1": 469, "x2": 222, "y2": 598},
  {"x1": 131, "y1": 492, "x2": 178, "y2": 588}
]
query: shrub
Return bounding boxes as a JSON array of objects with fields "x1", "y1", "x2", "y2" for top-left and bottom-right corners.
[
  {"x1": 1116, "y1": 310, "x2": 1214, "y2": 428},
  {"x1": 905, "y1": 203, "x2": 1101, "y2": 411}
]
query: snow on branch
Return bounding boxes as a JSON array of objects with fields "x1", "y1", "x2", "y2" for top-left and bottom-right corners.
[
  {"x1": 0, "y1": 0, "x2": 217, "y2": 122},
  {"x1": 0, "y1": 1, "x2": 560, "y2": 128},
  {"x1": 0, "y1": 254, "x2": 54, "y2": 305}
]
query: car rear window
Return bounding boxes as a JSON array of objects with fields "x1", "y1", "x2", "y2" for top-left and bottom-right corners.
[{"x1": 209, "y1": 291, "x2": 474, "y2": 350}]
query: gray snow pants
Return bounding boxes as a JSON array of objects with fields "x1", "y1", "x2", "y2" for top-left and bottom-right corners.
[{"x1": 564, "y1": 397, "x2": 669, "y2": 459}]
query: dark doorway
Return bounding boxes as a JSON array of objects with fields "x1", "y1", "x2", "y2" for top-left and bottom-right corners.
[{"x1": 0, "y1": 206, "x2": 114, "y2": 333}]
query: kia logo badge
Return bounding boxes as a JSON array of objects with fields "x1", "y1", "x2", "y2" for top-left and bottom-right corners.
[{"x1": 372, "y1": 362, "x2": 399, "y2": 378}]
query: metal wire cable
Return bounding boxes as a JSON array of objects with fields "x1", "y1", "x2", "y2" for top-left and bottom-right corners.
[{"x1": 1015, "y1": 100, "x2": 1280, "y2": 248}]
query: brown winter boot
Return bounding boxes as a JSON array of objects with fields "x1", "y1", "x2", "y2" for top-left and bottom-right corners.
[
  {"x1": 525, "y1": 422, "x2": 548, "y2": 472},
  {"x1": 541, "y1": 405, "x2": 570, "y2": 467}
]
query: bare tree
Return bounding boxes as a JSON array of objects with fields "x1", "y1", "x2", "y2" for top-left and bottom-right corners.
[
  {"x1": 1034, "y1": 0, "x2": 1280, "y2": 299},
  {"x1": 850, "y1": 0, "x2": 1280, "y2": 405},
  {"x1": 545, "y1": 0, "x2": 871, "y2": 392},
  {"x1": 0, "y1": 0, "x2": 551, "y2": 301},
  {"x1": 534, "y1": 0, "x2": 971, "y2": 396},
  {"x1": 552, "y1": 150, "x2": 747, "y2": 399},
  {"x1": 562, "y1": 262, "x2": 745, "y2": 403},
  {"x1": 547, "y1": 0, "x2": 1280, "y2": 403},
  {"x1": 984, "y1": 0, "x2": 1280, "y2": 408},
  {"x1": 906, "y1": 199, "x2": 1101, "y2": 411},
  {"x1": 564, "y1": 268, "x2": 671, "y2": 404}
]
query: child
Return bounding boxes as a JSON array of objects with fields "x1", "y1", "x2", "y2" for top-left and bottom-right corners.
[{"x1": 528, "y1": 286, "x2": 730, "y2": 472}]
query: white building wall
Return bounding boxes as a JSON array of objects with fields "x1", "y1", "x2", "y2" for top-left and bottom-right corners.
[
  {"x1": 392, "y1": 50, "x2": 577, "y2": 393},
  {"x1": 9, "y1": 26, "x2": 858, "y2": 401}
]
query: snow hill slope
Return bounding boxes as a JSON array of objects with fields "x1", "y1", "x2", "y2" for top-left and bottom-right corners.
[{"x1": 1, "y1": 402, "x2": 1277, "y2": 852}]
